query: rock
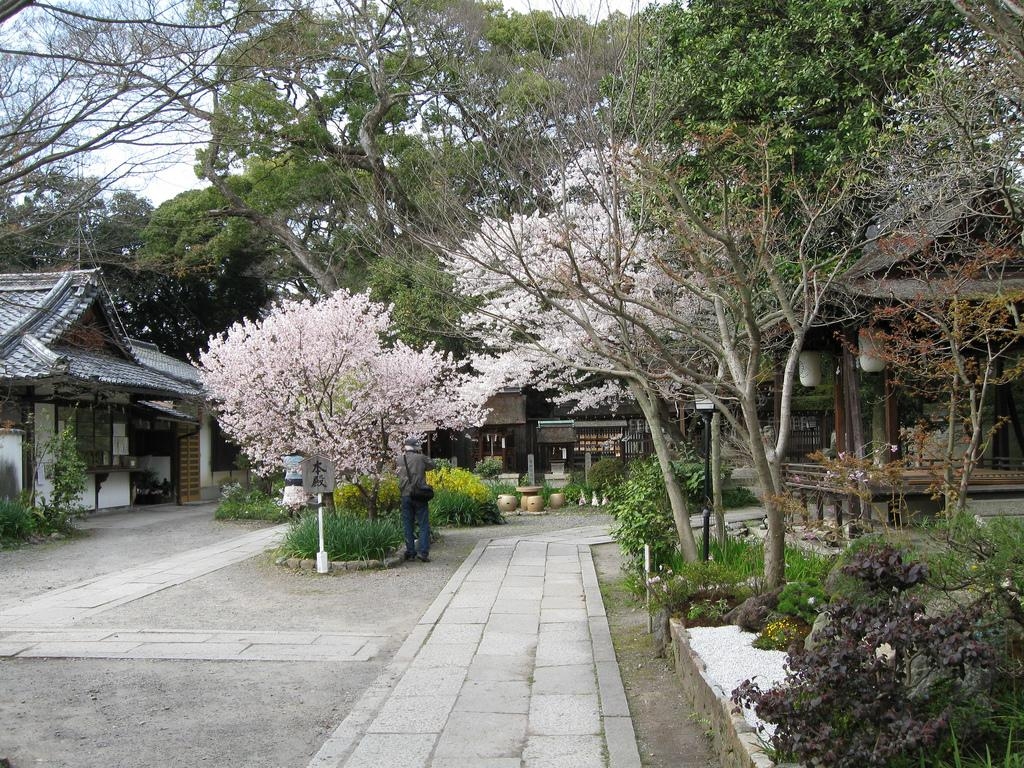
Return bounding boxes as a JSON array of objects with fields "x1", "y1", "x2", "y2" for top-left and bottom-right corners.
[
  {"x1": 724, "y1": 589, "x2": 780, "y2": 632},
  {"x1": 804, "y1": 609, "x2": 832, "y2": 651}
]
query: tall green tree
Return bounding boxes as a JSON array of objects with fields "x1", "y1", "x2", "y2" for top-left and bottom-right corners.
[
  {"x1": 634, "y1": 0, "x2": 972, "y2": 182},
  {"x1": 608, "y1": 0, "x2": 975, "y2": 585},
  {"x1": 0, "y1": 177, "x2": 272, "y2": 359}
]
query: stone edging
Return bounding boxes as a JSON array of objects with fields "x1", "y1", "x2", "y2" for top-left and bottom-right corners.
[
  {"x1": 274, "y1": 552, "x2": 405, "y2": 572},
  {"x1": 669, "y1": 618, "x2": 777, "y2": 768}
]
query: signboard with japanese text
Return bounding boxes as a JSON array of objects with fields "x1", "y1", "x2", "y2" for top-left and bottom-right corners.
[{"x1": 301, "y1": 455, "x2": 336, "y2": 494}]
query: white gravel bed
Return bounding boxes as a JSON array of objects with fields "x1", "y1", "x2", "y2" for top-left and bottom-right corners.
[{"x1": 685, "y1": 624, "x2": 789, "y2": 736}]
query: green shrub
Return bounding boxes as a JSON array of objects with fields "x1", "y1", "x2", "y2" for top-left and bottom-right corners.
[
  {"x1": 36, "y1": 424, "x2": 87, "y2": 533},
  {"x1": 721, "y1": 485, "x2": 760, "y2": 508},
  {"x1": 609, "y1": 458, "x2": 676, "y2": 573},
  {"x1": 486, "y1": 480, "x2": 518, "y2": 499},
  {"x1": 560, "y1": 481, "x2": 592, "y2": 505},
  {"x1": 645, "y1": 568, "x2": 693, "y2": 613},
  {"x1": 784, "y1": 545, "x2": 836, "y2": 585},
  {"x1": 0, "y1": 497, "x2": 36, "y2": 543},
  {"x1": 278, "y1": 512, "x2": 402, "y2": 561},
  {"x1": 927, "y1": 513, "x2": 1024, "y2": 611},
  {"x1": 588, "y1": 457, "x2": 626, "y2": 493},
  {"x1": 429, "y1": 489, "x2": 502, "y2": 527},
  {"x1": 686, "y1": 597, "x2": 732, "y2": 625},
  {"x1": 776, "y1": 581, "x2": 828, "y2": 624},
  {"x1": 670, "y1": 452, "x2": 706, "y2": 502},
  {"x1": 539, "y1": 482, "x2": 561, "y2": 503},
  {"x1": 709, "y1": 535, "x2": 764, "y2": 583},
  {"x1": 473, "y1": 457, "x2": 503, "y2": 479},
  {"x1": 609, "y1": 454, "x2": 753, "y2": 575},
  {"x1": 946, "y1": 687, "x2": 1024, "y2": 768},
  {"x1": 668, "y1": 536, "x2": 826, "y2": 597},
  {"x1": 214, "y1": 483, "x2": 289, "y2": 522},
  {"x1": 674, "y1": 559, "x2": 751, "y2": 599},
  {"x1": 647, "y1": 559, "x2": 751, "y2": 619}
]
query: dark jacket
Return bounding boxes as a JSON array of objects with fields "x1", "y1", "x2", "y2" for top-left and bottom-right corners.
[{"x1": 397, "y1": 449, "x2": 435, "y2": 496}]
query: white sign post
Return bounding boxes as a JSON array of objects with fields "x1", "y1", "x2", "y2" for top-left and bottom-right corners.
[{"x1": 301, "y1": 455, "x2": 336, "y2": 574}]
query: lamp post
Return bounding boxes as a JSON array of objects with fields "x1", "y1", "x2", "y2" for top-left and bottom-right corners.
[{"x1": 694, "y1": 397, "x2": 715, "y2": 561}]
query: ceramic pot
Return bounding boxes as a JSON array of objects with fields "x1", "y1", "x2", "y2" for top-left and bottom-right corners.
[
  {"x1": 525, "y1": 495, "x2": 545, "y2": 513},
  {"x1": 548, "y1": 492, "x2": 565, "y2": 510},
  {"x1": 497, "y1": 494, "x2": 519, "y2": 513}
]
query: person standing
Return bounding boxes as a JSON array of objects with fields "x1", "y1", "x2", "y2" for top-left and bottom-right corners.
[{"x1": 397, "y1": 437, "x2": 435, "y2": 562}]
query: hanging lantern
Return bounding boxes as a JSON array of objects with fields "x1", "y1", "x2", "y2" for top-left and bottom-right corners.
[
  {"x1": 858, "y1": 328, "x2": 885, "y2": 373},
  {"x1": 798, "y1": 351, "x2": 822, "y2": 387}
]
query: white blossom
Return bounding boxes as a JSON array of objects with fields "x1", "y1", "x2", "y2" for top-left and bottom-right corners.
[{"x1": 197, "y1": 289, "x2": 489, "y2": 482}]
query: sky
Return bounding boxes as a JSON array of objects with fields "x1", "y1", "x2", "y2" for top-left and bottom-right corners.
[{"x1": 112, "y1": 0, "x2": 651, "y2": 205}]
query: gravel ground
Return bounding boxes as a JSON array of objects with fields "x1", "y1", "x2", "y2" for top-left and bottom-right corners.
[{"x1": 686, "y1": 624, "x2": 788, "y2": 735}]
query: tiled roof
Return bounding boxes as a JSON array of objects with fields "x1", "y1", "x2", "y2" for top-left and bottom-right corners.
[
  {"x1": 0, "y1": 269, "x2": 202, "y2": 398},
  {"x1": 129, "y1": 339, "x2": 202, "y2": 388},
  {"x1": 0, "y1": 271, "x2": 102, "y2": 347},
  {"x1": 138, "y1": 400, "x2": 199, "y2": 423},
  {"x1": 56, "y1": 346, "x2": 202, "y2": 397}
]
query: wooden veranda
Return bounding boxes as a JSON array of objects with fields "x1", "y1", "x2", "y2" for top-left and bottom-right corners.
[{"x1": 783, "y1": 462, "x2": 1024, "y2": 526}]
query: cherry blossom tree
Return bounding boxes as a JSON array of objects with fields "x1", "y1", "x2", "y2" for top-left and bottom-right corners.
[
  {"x1": 446, "y1": 134, "x2": 863, "y2": 584},
  {"x1": 447, "y1": 143, "x2": 708, "y2": 562},
  {"x1": 197, "y1": 289, "x2": 487, "y2": 518}
]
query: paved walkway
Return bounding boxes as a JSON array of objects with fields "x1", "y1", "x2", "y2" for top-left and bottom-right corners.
[
  {"x1": 0, "y1": 519, "x2": 642, "y2": 767},
  {"x1": 308, "y1": 524, "x2": 641, "y2": 768},
  {"x1": 0, "y1": 524, "x2": 287, "y2": 630}
]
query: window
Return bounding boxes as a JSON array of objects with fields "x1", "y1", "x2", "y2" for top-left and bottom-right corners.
[
  {"x1": 210, "y1": 420, "x2": 241, "y2": 472},
  {"x1": 56, "y1": 405, "x2": 128, "y2": 467}
]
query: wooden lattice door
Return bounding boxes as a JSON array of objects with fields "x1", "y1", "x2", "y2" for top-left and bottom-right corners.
[{"x1": 177, "y1": 428, "x2": 201, "y2": 503}]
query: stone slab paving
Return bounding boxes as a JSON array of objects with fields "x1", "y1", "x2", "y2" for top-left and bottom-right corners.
[
  {"x1": 0, "y1": 520, "x2": 387, "y2": 663},
  {"x1": 0, "y1": 523, "x2": 287, "y2": 629},
  {"x1": 0, "y1": 523, "x2": 394, "y2": 663},
  {"x1": 307, "y1": 524, "x2": 642, "y2": 768},
  {"x1": 0, "y1": 627, "x2": 385, "y2": 661}
]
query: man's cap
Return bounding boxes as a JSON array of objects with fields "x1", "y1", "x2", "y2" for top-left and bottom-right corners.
[{"x1": 403, "y1": 437, "x2": 421, "y2": 450}]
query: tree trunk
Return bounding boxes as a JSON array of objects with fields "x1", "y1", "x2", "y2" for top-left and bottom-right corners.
[
  {"x1": 739, "y1": 386, "x2": 785, "y2": 588},
  {"x1": 630, "y1": 382, "x2": 699, "y2": 562},
  {"x1": 712, "y1": 410, "x2": 726, "y2": 547}
]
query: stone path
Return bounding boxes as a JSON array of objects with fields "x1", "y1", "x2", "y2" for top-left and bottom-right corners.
[
  {"x1": 308, "y1": 524, "x2": 642, "y2": 768},
  {"x1": 0, "y1": 524, "x2": 384, "y2": 662},
  {"x1": 0, "y1": 524, "x2": 286, "y2": 629}
]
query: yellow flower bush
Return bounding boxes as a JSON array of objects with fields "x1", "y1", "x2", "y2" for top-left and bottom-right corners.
[
  {"x1": 752, "y1": 616, "x2": 806, "y2": 651},
  {"x1": 426, "y1": 466, "x2": 491, "y2": 503},
  {"x1": 334, "y1": 476, "x2": 401, "y2": 514}
]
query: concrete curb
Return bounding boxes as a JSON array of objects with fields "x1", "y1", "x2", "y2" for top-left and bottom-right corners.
[
  {"x1": 669, "y1": 619, "x2": 776, "y2": 768},
  {"x1": 276, "y1": 552, "x2": 406, "y2": 572}
]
